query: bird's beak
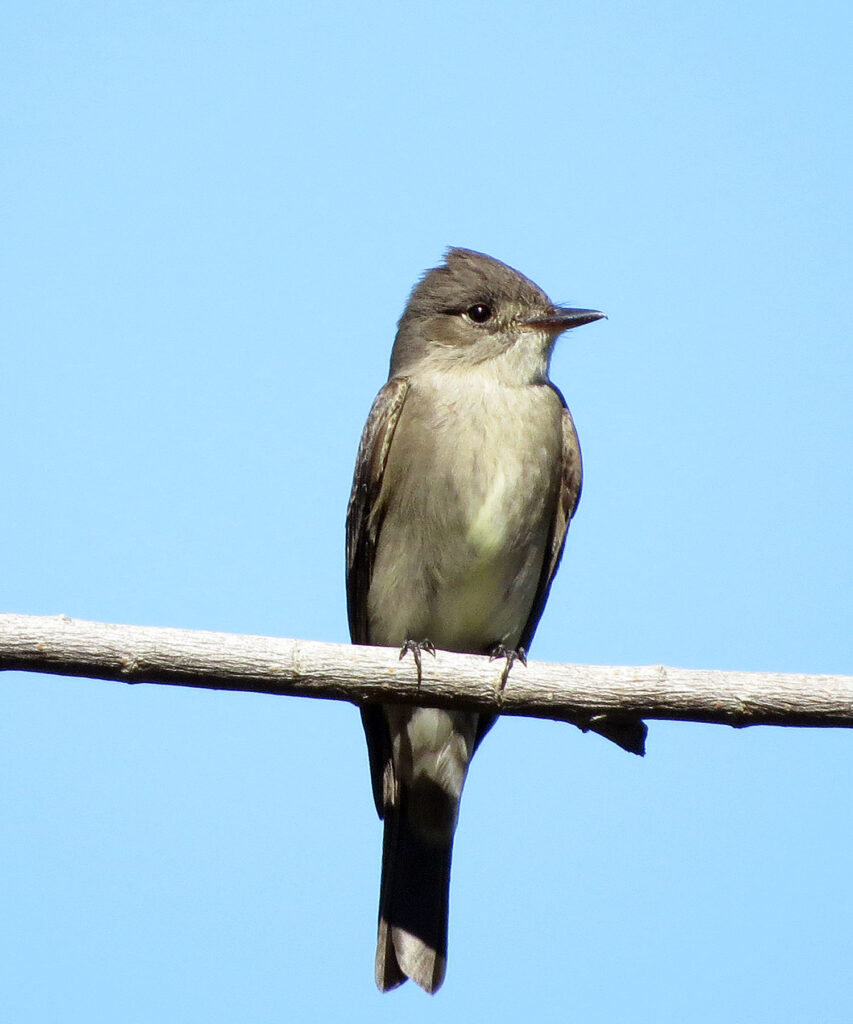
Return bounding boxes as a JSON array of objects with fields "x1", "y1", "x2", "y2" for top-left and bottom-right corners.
[{"x1": 523, "y1": 306, "x2": 607, "y2": 332}]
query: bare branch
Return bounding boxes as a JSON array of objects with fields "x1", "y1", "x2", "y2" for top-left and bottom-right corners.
[{"x1": 1, "y1": 614, "x2": 851, "y2": 753}]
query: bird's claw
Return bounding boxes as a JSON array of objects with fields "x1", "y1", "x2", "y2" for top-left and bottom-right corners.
[
  {"x1": 399, "y1": 638, "x2": 436, "y2": 690},
  {"x1": 489, "y1": 644, "x2": 527, "y2": 693}
]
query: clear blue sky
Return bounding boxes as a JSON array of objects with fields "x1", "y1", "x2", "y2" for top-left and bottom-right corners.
[{"x1": 2, "y1": 2, "x2": 852, "y2": 1021}]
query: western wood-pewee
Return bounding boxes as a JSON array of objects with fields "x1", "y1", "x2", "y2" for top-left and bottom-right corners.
[{"x1": 346, "y1": 248, "x2": 605, "y2": 993}]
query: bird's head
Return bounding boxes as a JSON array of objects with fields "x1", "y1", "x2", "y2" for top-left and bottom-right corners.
[{"x1": 389, "y1": 248, "x2": 605, "y2": 382}]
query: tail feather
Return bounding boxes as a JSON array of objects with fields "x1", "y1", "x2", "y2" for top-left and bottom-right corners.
[{"x1": 375, "y1": 802, "x2": 452, "y2": 994}]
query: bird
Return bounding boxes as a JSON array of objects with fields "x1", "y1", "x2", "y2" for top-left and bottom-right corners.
[{"x1": 345, "y1": 247, "x2": 605, "y2": 993}]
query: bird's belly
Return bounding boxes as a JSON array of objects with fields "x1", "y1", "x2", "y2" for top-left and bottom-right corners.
[
  {"x1": 373, "y1": 455, "x2": 554, "y2": 652},
  {"x1": 427, "y1": 534, "x2": 542, "y2": 652}
]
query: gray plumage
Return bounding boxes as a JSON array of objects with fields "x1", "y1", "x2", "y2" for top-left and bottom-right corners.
[{"x1": 346, "y1": 248, "x2": 603, "y2": 993}]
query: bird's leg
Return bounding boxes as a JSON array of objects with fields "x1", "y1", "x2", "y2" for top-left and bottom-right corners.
[
  {"x1": 399, "y1": 638, "x2": 436, "y2": 692},
  {"x1": 489, "y1": 643, "x2": 527, "y2": 692}
]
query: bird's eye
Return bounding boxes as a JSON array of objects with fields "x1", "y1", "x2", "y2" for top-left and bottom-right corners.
[{"x1": 466, "y1": 303, "x2": 492, "y2": 324}]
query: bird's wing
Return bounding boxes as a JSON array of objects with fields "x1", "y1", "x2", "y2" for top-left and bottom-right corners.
[
  {"x1": 345, "y1": 375, "x2": 410, "y2": 815},
  {"x1": 517, "y1": 385, "x2": 582, "y2": 653}
]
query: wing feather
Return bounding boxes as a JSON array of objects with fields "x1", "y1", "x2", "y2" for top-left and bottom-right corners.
[{"x1": 345, "y1": 376, "x2": 410, "y2": 815}]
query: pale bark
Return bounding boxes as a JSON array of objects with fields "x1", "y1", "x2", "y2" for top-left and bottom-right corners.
[{"x1": 2, "y1": 614, "x2": 851, "y2": 755}]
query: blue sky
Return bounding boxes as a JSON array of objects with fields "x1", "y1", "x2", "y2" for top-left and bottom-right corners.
[{"x1": 2, "y1": 2, "x2": 852, "y2": 1021}]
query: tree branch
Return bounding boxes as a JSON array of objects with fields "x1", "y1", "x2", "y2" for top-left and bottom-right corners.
[{"x1": 1, "y1": 614, "x2": 851, "y2": 757}]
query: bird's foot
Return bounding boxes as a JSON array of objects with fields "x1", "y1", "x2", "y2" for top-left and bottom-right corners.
[
  {"x1": 399, "y1": 638, "x2": 436, "y2": 690},
  {"x1": 489, "y1": 643, "x2": 527, "y2": 693}
]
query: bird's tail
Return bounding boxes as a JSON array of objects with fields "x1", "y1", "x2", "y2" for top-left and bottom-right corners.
[{"x1": 374, "y1": 788, "x2": 453, "y2": 994}]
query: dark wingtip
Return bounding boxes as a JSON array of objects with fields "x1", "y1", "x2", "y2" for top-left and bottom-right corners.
[{"x1": 587, "y1": 715, "x2": 648, "y2": 756}]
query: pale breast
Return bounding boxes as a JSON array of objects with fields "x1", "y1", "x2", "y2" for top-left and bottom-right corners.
[{"x1": 368, "y1": 369, "x2": 563, "y2": 652}]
